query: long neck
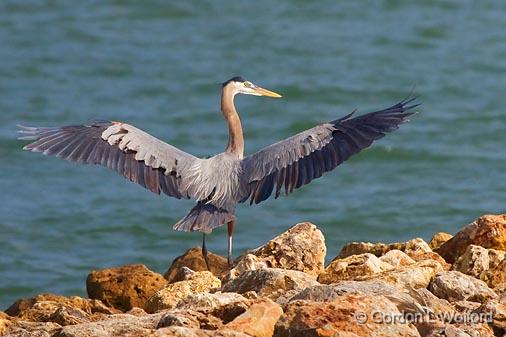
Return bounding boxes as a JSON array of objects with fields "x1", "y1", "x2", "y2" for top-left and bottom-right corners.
[{"x1": 221, "y1": 85, "x2": 244, "y2": 159}]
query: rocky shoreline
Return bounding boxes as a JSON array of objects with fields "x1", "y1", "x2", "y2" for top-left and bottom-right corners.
[{"x1": 2, "y1": 215, "x2": 505, "y2": 337}]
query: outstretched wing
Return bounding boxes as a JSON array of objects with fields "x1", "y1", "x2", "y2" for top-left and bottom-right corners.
[
  {"x1": 18, "y1": 121, "x2": 198, "y2": 199},
  {"x1": 240, "y1": 97, "x2": 419, "y2": 205}
]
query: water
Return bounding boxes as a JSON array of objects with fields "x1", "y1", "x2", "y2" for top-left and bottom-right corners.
[{"x1": 1, "y1": 0, "x2": 505, "y2": 309}]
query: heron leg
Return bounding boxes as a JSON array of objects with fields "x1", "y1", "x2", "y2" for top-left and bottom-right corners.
[
  {"x1": 202, "y1": 233, "x2": 210, "y2": 271},
  {"x1": 227, "y1": 221, "x2": 235, "y2": 266}
]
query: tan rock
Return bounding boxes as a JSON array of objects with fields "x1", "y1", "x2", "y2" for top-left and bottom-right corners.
[
  {"x1": 429, "y1": 271, "x2": 497, "y2": 303},
  {"x1": 436, "y1": 214, "x2": 506, "y2": 264},
  {"x1": 157, "y1": 309, "x2": 223, "y2": 330},
  {"x1": 290, "y1": 280, "x2": 425, "y2": 315},
  {"x1": 176, "y1": 292, "x2": 247, "y2": 311},
  {"x1": 221, "y1": 268, "x2": 319, "y2": 300},
  {"x1": 429, "y1": 232, "x2": 453, "y2": 250},
  {"x1": 452, "y1": 300, "x2": 482, "y2": 312},
  {"x1": 473, "y1": 299, "x2": 506, "y2": 332},
  {"x1": 379, "y1": 249, "x2": 416, "y2": 267},
  {"x1": 86, "y1": 264, "x2": 167, "y2": 311},
  {"x1": 225, "y1": 223, "x2": 326, "y2": 282},
  {"x1": 224, "y1": 298, "x2": 283, "y2": 337},
  {"x1": 484, "y1": 258, "x2": 506, "y2": 289},
  {"x1": 406, "y1": 251, "x2": 451, "y2": 270},
  {"x1": 3, "y1": 320, "x2": 62, "y2": 337},
  {"x1": 366, "y1": 259, "x2": 444, "y2": 290},
  {"x1": 151, "y1": 326, "x2": 250, "y2": 337},
  {"x1": 164, "y1": 247, "x2": 229, "y2": 283},
  {"x1": 57, "y1": 312, "x2": 164, "y2": 337},
  {"x1": 0, "y1": 312, "x2": 12, "y2": 336},
  {"x1": 338, "y1": 237, "x2": 432, "y2": 258},
  {"x1": 4, "y1": 293, "x2": 117, "y2": 326},
  {"x1": 144, "y1": 271, "x2": 221, "y2": 313},
  {"x1": 411, "y1": 288, "x2": 456, "y2": 317},
  {"x1": 318, "y1": 253, "x2": 394, "y2": 284},
  {"x1": 274, "y1": 295, "x2": 421, "y2": 337},
  {"x1": 452, "y1": 245, "x2": 490, "y2": 279}
]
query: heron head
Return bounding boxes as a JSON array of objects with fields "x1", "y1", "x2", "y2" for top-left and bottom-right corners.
[{"x1": 222, "y1": 76, "x2": 282, "y2": 98}]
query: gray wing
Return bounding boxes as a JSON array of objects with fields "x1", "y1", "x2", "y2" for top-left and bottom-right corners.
[
  {"x1": 18, "y1": 121, "x2": 198, "y2": 199},
  {"x1": 240, "y1": 97, "x2": 419, "y2": 205}
]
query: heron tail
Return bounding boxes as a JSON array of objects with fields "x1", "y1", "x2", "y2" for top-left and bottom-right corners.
[{"x1": 173, "y1": 203, "x2": 235, "y2": 233}]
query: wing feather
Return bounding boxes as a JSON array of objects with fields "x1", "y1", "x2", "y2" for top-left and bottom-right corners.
[
  {"x1": 240, "y1": 97, "x2": 419, "y2": 204},
  {"x1": 18, "y1": 121, "x2": 198, "y2": 199}
]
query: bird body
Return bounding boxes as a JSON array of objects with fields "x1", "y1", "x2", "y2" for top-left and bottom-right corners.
[{"x1": 19, "y1": 76, "x2": 418, "y2": 266}]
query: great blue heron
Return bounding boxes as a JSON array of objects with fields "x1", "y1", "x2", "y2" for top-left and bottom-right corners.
[{"x1": 18, "y1": 76, "x2": 418, "y2": 268}]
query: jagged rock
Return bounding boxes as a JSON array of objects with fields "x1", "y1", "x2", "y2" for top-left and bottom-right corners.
[
  {"x1": 57, "y1": 312, "x2": 164, "y2": 337},
  {"x1": 452, "y1": 245, "x2": 506, "y2": 289},
  {"x1": 164, "y1": 248, "x2": 229, "y2": 283},
  {"x1": 452, "y1": 300, "x2": 482, "y2": 312},
  {"x1": 317, "y1": 253, "x2": 394, "y2": 284},
  {"x1": 452, "y1": 245, "x2": 491, "y2": 279},
  {"x1": 484, "y1": 258, "x2": 506, "y2": 290},
  {"x1": 379, "y1": 249, "x2": 416, "y2": 267},
  {"x1": 3, "y1": 320, "x2": 62, "y2": 337},
  {"x1": 290, "y1": 280, "x2": 425, "y2": 315},
  {"x1": 224, "y1": 298, "x2": 283, "y2": 337},
  {"x1": 436, "y1": 214, "x2": 506, "y2": 264},
  {"x1": 421, "y1": 323, "x2": 494, "y2": 337},
  {"x1": 225, "y1": 223, "x2": 326, "y2": 282},
  {"x1": 4, "y1": 294, "x2": 117, "y2": 326},
  {"x1": 429, "y1": 271, "x2": 497, "y2": 303},
  {"x1": 221, "y1": 268, "x2": 319, "y2": 300},
  {"x1": 149, "y1": 326, "x2": 250, "y2": 337},
  {"x1": 429, "y1": 232, "x2": 453, "y2": 250},
  {"x1": 473, "y1": 299, "x2": 506, "y2": 332},
  {"x1": 0, "y1": 312, "x2": 12, "y2": 336},
  {"x1": 274, "y1": 295, "x2": 421, "y2": 337},
  {"x1": 86, "y1": 264, "x2": 167, "y2": 311},
  {"x1": 406, "y1": 251, "x2": 451, "y2": 270},
  {"x1": 411, "y1": 288, "x2": 456, "y2": 317},
  {"x1": 366, "y1": 260, "x2": 444, "y2": 290},
  {"x1": 144, "y1": 271, "x2": 221, "y2": 313},
  {"x1": 338, "y1": 237, "x2": 432, "y2": 258},
  {"x1": 157, "y1": 309, "x2": 223, "y2": 330},
  {"x1": 176, "y1": 292, "x2": 248, "y2": 311}
]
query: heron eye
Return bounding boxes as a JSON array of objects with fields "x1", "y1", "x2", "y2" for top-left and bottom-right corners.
[{"x1": 244, "y1": 81, "x2": 252, "y2": 88}]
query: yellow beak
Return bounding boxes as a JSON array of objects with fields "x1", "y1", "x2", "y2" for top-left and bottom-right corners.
[{"x1": 253, "y1": 86, "x2": 282, "y2": 98}]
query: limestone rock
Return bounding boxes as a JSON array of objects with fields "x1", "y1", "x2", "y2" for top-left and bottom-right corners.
[
  {"x1": 484, "y1": 258, "x2": 506, "y2": 289},
  {"x1": 429, "y1": 232, "x2": 453, "y2": 250},
  {"x1": 473, "y1": 299, "x2": 506, "y2": 332},
  {"x1": 0, "y1": 312, "x2": 12, "y2": 336},
  {"x1": 366, "y1": 259, "x2": 444, "y2": 290},
  {"x1": 290, "y1": 280, "x2": 425, "y2": 315},
  {"x1": 176, "y1": 292, "x2": 248, "y2": 311},
  {"x1": 406, "y1": 251, "x2": 451, "y2": 270},
  {"x1": 274, "y1": 295, "x2": 421, "y2": 337},
  {"x1": 221, "y1": 268, "x2": 319, "y2": 300},
  {"x1": 429, "y1": 271, "x2": 497, "y2": 303},
  {"x1": 5, "y1": 293, "x2": 117, "y2": 326},
  {"x1": 3, "y1": 320, "x2": 62, "y2": 337},
  {"x1": 164, "y1": 248, "x2": 229, "y2": 283},
  {"x1": 144, "y1": 271, "x2": 221, "y2": 313},
  {"x1": 226, "y1": 223, "x2": 326, "y2": 282},
  {"x1": 379, "y1": 249, "x2": 416, "y2": 267},
  {"x1": 436, "y1": 214, "x2": 506, "y2": 264},
  {"x1": 338, "y1": 237, "x2": 432, "y2": 258},
  {"x1": 410, "y1": 288, "x2": 455, "y2": 317},
  {"x1": 150, "y1": 326, "x2": 250, "y2": 337},
  {"x1": 57, "y1": 312, "x2": 164, "y2": 337},
  {"x1": 452, "y1": 245, "x2": 490, "y2": 279},
  {"x1": 157, "y1": 309, "x2": 223, "y2": 330},
  {"x1": 86, "y1": 264, "x2": 167, "y2": 311},
  {"x1": 224, "y1": 298, "x2": 283, "y2": 337},
  {"x1": 318, "y1": 253, "x2": 394, "y2": 284}
]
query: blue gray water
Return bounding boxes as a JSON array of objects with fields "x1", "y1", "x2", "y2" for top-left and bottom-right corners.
[{"x1": 1, "y1": 1, "x2": 505, "y2": 309}]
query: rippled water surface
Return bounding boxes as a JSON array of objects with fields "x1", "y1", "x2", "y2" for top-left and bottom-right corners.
[{"x1": 1, "y1": 1, "x2": 505, "y2": 308}]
